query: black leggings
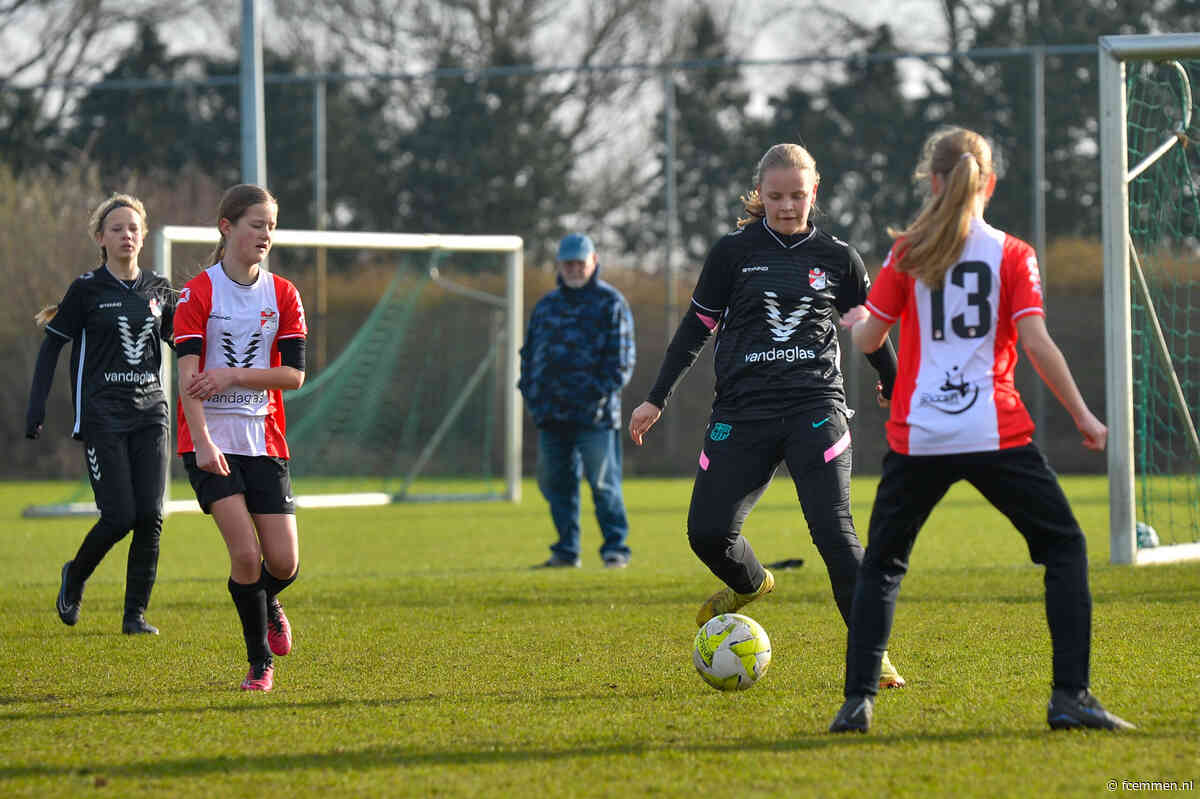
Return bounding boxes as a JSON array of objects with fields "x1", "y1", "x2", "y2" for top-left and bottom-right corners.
[
  {"x1": 70, "y1": 424, "x2": 168, "y2": 616},
  {"x1": 686, "y1": 408, "x2": 862, "y2": 624},
  {"x1": 844, "y1": 443, "x2": 1092, "y2": 696}
]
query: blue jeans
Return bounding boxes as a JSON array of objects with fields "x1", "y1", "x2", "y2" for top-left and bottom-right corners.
[{"x1": 536, "y1": 426, "x2": 631, "y2": 561}]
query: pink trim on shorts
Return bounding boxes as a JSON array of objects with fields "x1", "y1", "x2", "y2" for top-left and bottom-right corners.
[
  {"x1": 699, "y1": 450, "x2": 710, "y2": 471},
  {"x1": 695, "y1": 311, "x2": 719, "y2": 331},
  {"x1": 824, "y1": 430, "x2": 850, "y2": 463}
]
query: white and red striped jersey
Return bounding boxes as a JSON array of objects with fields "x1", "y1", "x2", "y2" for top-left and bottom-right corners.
[
  {"x1": 865, "y1": 218, "x2": 1044, "y2": 455},
  {"x1": 174, "y1": 264, "x2": 307, "y2": 458}
]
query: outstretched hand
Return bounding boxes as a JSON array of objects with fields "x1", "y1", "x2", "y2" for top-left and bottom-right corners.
[
  {"x1": 839, "y1": 304, "x2": 869, "y2": 330},
  {"x1": 628, "y1": 401, "x2": 662, "y2": 446}
]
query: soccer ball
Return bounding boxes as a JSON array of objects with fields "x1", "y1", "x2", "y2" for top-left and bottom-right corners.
[
  {"x1": 692, "y1": 613, "x2": 772, "y2": 691},
  {"x1": 1136, "y1": 521, "x2": 1160, "y2": 549}
]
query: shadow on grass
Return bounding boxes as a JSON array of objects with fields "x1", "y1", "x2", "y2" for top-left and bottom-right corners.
[
  {"x1": 0, "y1": 726, "x2": 1101, "y2": 781},
  {"x1": 0, "y1": 686, "x2": 699, "y2": 724}
]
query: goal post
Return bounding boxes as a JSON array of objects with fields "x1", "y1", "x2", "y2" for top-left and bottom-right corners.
[
  {"x1": 22, "y1": 226, "x2": 524, "y2": 517},
  {"x1": 1100, "y1": 34, "x2": 1200, "y2": 565}
]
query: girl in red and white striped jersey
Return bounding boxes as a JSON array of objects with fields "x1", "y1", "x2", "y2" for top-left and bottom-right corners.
[
  {"x1": 831, "y1": 127, "x2": 1132, "y2": 733},
  {"x1": 174, "y1": 184, "x2": 307, "y2": 693}
]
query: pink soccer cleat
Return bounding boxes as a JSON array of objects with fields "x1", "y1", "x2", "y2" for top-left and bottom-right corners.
[
  {"x1": 240, "y1": 661, "x2": 274, "y2": 692},
  {"x1": 267, "y1": 597, "x2": 292, "y2": 656}
]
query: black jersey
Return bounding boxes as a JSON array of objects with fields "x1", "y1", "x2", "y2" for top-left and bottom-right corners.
[
  {"x1": 649, "y1": 220, "x2": 871, "y2": 421},
  {"x1": 44, "y1": 266, "x2": 175, "y2": 438}
]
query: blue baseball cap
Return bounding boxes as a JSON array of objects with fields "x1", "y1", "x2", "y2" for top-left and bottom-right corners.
[{"x1": 556, "y1": 233, "x2": 595, "y2": 261}]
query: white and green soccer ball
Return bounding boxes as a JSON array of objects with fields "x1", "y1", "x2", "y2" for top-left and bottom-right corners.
[
  {"x1": 1136, "y1": 521, "x2": 1160, "y2": 549},
  {"x1": 693, "y1": 613, "x2": 772, "y2": 691}
]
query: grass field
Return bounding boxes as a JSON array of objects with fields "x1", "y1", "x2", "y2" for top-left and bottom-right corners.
[{"x1": 1, "y1": 476, "x2": 1197, "y2": 798}]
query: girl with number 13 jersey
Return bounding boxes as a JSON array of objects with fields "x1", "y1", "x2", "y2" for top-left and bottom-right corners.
[
  {"x1": 867, "y1": 209, "x2": 1044, "y2": 455},
  {"x1": 831, "y1": 126, "x2": 1132, "y2": 734}
]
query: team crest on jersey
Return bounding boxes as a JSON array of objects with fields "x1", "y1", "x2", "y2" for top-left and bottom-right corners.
[
  {"x1": 808, "y1": 267, "x2": 827, "y2": 290},
  {"x1": 260, "y1": 309, "x2": 278, "y2": 332},
  {"x1": 709, "y1": 422, "x2": 732, "y2": 441}
]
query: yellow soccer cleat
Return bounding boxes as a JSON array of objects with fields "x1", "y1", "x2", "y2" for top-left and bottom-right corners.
[
  {"x1": 696, "y1": 568, "x2": 775, "y2": 627},
  {"x1": 880, "y1": 650, "x2": 906, "y2": 689}
]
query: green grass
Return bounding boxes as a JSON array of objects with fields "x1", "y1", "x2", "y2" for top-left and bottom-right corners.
[{"x1": 1, "y1": 476, "x2": 1197, "y2": 798}]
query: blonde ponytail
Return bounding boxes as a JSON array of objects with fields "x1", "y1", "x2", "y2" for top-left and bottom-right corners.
[{"x1": 887, "y1": 127, "x2": 993, "y2": 287}]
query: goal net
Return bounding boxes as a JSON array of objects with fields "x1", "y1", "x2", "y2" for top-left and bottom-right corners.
[
  {"x1": 1100, "y1": 34, "x2": 1200, "y2": 564},
  {"x1": 22, "y1": 227, "x2": 524, "y2": 517}
]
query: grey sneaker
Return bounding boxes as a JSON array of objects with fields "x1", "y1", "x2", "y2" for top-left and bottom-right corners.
[
  {"x1": 1048, "y1": 688, "x2": 1135, "y2": 731},
  {"x1": 56, "y1": 561, "x2": 82, "y2": 626},
  {"x1": 829, "y1": 694, "x2": 874, "y2": 733},
  {"x1": 602, "y1": 553, "x2": 629, "y2": 569},
  {"x1": 535, "y1": 554, "x2": 581, "y2": 569},
  {"x1": 122, "y1": 614, "x2": 159, "y2": 635}
]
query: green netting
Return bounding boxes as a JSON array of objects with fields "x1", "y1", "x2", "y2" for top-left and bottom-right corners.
[
  {"x1": 1126, "y1": 58, "x2": 1200, "y2": 545},
  {"x1": 282, "y1": 252, "x2": 507, "y2": 499}
]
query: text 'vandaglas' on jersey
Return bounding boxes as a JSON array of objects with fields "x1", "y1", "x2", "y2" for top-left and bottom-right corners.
[
  {"x1": 648, "y1": 220, "x2": 872, "y2": 421},
  {"x1": 173, "y1": 264, "x2": 307, "y2": 459},
  {"x1": 866, "y1": 218, "x2": 1043, "y2": 455},
  {"x1": 44, "y1": 266, "x2": 176, "y2": 439}
]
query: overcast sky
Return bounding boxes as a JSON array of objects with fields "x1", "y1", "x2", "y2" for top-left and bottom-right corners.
[{"x1": 3, "y1": 0, "x2": 953, "y2": 87}]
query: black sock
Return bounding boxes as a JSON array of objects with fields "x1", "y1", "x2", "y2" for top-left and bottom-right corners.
[
  {"x1": 227, "y1": 578, "x2": 271, "y2": 666},
  {"x1": 259, "y1": 563, "x2": 298, "y2": 601}
]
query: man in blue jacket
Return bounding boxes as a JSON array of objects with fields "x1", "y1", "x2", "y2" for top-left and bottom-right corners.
[{"x1": 519, "y1": 233, "x2": 635, "y2": 568}]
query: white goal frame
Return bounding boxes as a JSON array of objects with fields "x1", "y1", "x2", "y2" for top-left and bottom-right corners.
[
  {"x1": 22, "y1": 226, "x2": 524, "y2": 517},
  {"x1": 1100, "y1": 33, "x2": 1200, "y2": 564}
]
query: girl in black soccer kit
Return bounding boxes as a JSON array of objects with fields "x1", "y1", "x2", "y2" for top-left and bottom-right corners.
[
  {"x1": 26, "y1": 193, "x2": 176, "y2": 635},
  {"x1": 628, "y1": 143, "x2": 906, "y2": 687},
  {"x1": 174, "y1": 184, "x2": 307, "y2": 692},
  {"x1": 829, "y1": 127, "x2": 1133, "y2": 733}
]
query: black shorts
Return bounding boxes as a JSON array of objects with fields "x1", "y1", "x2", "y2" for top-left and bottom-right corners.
[{"x1": 182, "y1": 452, "x2": 295, "y2": 515}]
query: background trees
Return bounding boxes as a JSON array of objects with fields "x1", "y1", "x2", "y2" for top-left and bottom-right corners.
[{"x1": 2, "y1": 0, "x2": 1197, "y2": 476}]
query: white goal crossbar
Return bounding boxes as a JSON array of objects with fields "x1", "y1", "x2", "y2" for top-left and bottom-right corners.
[{"x1": 1099, "y1": 33, "x2": 1200, "y2": 565}]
